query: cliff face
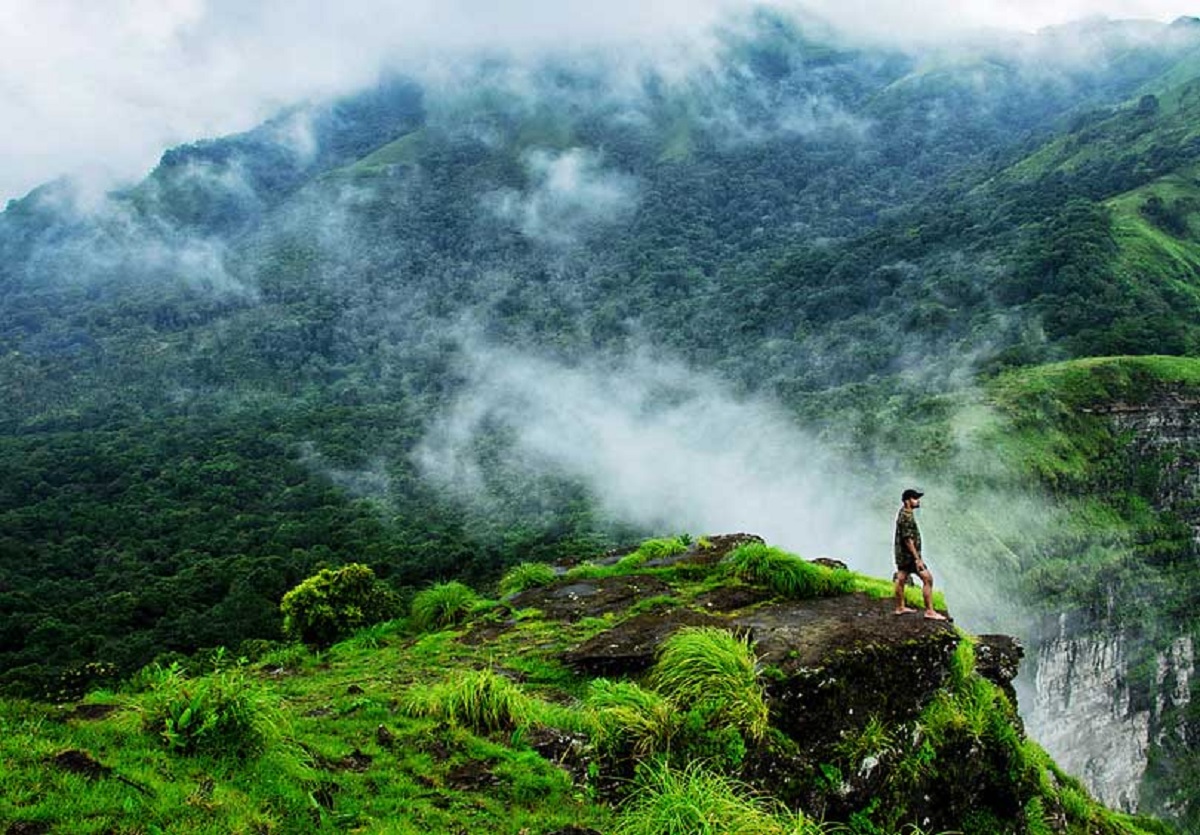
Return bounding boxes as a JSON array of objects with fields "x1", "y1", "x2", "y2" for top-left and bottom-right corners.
[
  {"x1": 1028, "y1": 390, "x2": 1200, "y2": 818},
  {"x1": 1105, "y1": 391, "x2": 1200, "y2": 545}
]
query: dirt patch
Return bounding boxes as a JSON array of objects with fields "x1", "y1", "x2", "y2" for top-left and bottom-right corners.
[
  {"x1": 458, "y1": 620, "x2": 512, "y2": 645},
  {"x1": 50, "y1": 749, "x2": 111, "y2": 780},
  {"x1": 445, "y1": 760, "x2": 499, "y2": 792},
  {"x1": 64, "y1": 703, "x2": 120, "y2": 721},
  {"x1": 6, "y1": 822, "x2": 52, "y2": 835},
  {"x1": 562, "y1": 608, "x2": 727, "y2": 677},
  {"x1": 339, "y1": 749, "x2": 373, "y2": 772},
  {"x1": 511, "y1": 574, "x2": 674, "y2": 622}
]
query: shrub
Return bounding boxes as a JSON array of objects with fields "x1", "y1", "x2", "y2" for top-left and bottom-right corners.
[
  {"x1": 498, "y1": 562, "x2": 557, "y2": 596},
  {"x1": 410, "y1": 581, "x2": 482, "y2": 632},
  {"x1": 721, "y1": 544, "x2": 853, "y2": 599},
  {"x1": 649, "y1": 627, "x2": 768, "y2": 742},
  {"x1": 141, "y1": 663, "x2": 283, "y2": 759},
  {"x1": 612, "y1": 760, "x2": 793, "y2": 835},
  {"x1": 587, "y1": 678, "x2": 679, "y2": 758},
  {"x1": 401, "y1": 668, "x2": 537, "y2": 733},
  {"x1": 280, "y1": 563, "x2": 399, "y2": 647}
]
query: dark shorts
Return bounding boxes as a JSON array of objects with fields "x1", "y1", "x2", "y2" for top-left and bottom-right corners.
[{"x1": 895, "y1": 553, "x2": 919, "y2": 575}]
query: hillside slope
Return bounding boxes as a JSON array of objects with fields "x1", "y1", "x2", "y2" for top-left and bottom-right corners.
[{"x1": 0, "y1": 536, "x2": 1169, "y2": 835}]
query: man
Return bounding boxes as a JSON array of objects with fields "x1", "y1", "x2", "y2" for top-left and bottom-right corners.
[{"x1": 894, "y1": 488, "x2": 948, "y2": 620}]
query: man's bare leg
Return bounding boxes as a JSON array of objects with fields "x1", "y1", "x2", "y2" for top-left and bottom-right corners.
[
  {"x1": 920, "y1": 569, "x2": 948, "y2": 620},
  {"x1": 894, "y1": 571, "x2": 916, "y2": 614}
]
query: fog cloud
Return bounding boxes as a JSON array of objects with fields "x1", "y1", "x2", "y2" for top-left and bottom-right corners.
[
  {"x1": 3, "y1": 1, "x2": 1197, "y2": 202},
  {"x1": 484, "y1": 149, "x2": 640, "y2": 248},
  {"x1": 418, "y1": 340, "x2": 898, "y2": 566}
]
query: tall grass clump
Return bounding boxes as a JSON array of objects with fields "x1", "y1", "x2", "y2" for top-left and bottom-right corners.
[
  {"x1": 498, "y1": 562, "x2": 557, "y2": 596},
  {"x1": 721, "y1": 543, "x2": 853, "y2": 599},
  {"x1": 410, "y1": 581, "x2": 483, "y2": 632},
  {"x1": 616, "y1": 537, "x2": 689, "y2": 571},
  {"x1": 586, "y1": 679, "x2": 679, "y2": 758},
  {"x1": 401, "y1": 668, "x2": 539, "y2": 733},
  {"x1": 649, "y1": 627, "x2": 768, "y2": 742},
  {"x1": 612, "y1": 760, "x2": 796, "y2": 835},
  {"x1": 141, "y1": 663, "x2": 284, "y2": 759}
]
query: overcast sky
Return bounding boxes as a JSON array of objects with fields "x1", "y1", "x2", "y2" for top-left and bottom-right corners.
[{"x1": 1, "y1": 0, "x2": 1196, "y2": 203}]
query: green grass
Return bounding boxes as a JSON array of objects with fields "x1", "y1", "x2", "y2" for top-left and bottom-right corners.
[
  {"x1": 409, "y1": 581, "x2": 486, "y2": 632},
  {"x1": 611, "y1": 760, "x2": 812, "y2": 835},
  {"x1": 0, "y1": 531, "x2": 1154, "y2": 835},
  {"x1": 400, "y1": 668, "x2": 542, "y2": 733},
  {"x1": 348, "y1": 128, "x2": 428, "y2": 173},
  {"x1": 140, "y1": 662, "x2": 287, "y2": 759},
  {"x1": 721, "y1": 543, "x2": 855, "y2": 599},
  {"x1": 649, "y1": 627, "x2": 768, "y2": 742},
  {"x1": 586, "y1": 678, "x2": 679, "y2": 758},
  {"x1": 498, "y1": 561, "x2": 558, "y2": 596}
]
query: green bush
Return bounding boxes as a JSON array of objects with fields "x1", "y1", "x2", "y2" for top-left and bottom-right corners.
[
  {"x1": 721, "y1": 543, "x2": 854, "y2": 599},
  {"x1": 409, "y1": 580, "x2": 483, "y2": 632},
  {"x1": 649, "y1": 627, "x2": 768, "y2": 742},
  {"x1": 498, "y1": 562, "x2": 558, "y2": 596},
  {"x1": 401, "y1": 668, "x2": 538, "y2": 733},
  {"x1": 141, "y1": 663, "x2": 283, "y2": 759},
  {"x1": 587, "y1": 678, "x2": 679, "y2": 758},
  {"x1": 280, "y1": 563, "x2": 399, "y2": 647}
]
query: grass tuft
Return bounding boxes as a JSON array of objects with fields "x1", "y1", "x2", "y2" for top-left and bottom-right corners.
[
  {"x1": 722, "y1": 543, "x2": 855, "y2": 599},
  {"x1": 410, "y1": 581, "x2": 484, "y2": 632},
  {"x1": 401, "y1": 668, "x2": 539, "y2": 733},
  {"x1": 612, "y1": 760, "x2": 830, "y2": 835},
  {"x1": 498, "y1": 562, "x2": 558, "y2": 596},
  {"x1": 649, "y1": 627, "x2": 768, "y2": 742},
  {"x1": 586, "y1": 679, "x2": 679, "y2": 758}
]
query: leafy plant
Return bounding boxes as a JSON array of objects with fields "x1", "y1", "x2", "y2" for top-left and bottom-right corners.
[
  {"x1": 649, "y1": 627, "x2": 768, "y2": 742},
  {"x1": 141, "y1": 663, "x2": 284, "y2": 759},
  {"x1": 280, "y1": 563, "x2": 399, "y2": 647},
  {"x1": 409, "y1": 581, "x2": 484, "y2": 632}
]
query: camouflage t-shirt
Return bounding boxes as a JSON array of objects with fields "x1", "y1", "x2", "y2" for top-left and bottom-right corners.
[{"x1": 894, "y1": 507, "x2": 921, "y2": 567}]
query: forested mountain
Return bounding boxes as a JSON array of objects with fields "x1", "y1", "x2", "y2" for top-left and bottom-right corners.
[{"x1": 4, "y1": 7, "x2": 1200, "y2": 825}]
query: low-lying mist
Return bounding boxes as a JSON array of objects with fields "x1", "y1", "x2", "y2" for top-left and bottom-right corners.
[{"x1": 415, "y1": 335, "x2": 1058, "y2": 635}]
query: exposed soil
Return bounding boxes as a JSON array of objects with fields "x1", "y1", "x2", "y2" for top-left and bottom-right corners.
[
  {"x1": 445, "y1": 760, "x2": 499, "y2": 792},
  {"x1": 6, "y1": 823, "x2": 52, "y2": 835},
  {"x1": 64, "y1": 703, "x2": 120, "y2": 721},
  {"x1": 50, "y1": 749, "x2": 111, "y2": 780}
]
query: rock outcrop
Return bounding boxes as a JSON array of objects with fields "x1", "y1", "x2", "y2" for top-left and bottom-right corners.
[{"x1": 502, "y1": 535, "x2": 1045, "y2": 832}]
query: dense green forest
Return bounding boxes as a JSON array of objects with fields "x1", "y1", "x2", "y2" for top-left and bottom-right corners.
[{"x1": 4, "y1": 9, "x2": 1200, "y2": 822}]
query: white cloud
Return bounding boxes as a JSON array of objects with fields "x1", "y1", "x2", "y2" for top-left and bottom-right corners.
[
  {"x1": 484, "y1": 148, "x2": 640, "y2": 248},
  {"x1": 1, "y1": 0, "x2": 1197, "y2": 203},
  {"x1": 416, "y1": 341, "x2": 887, "y2": 563}
]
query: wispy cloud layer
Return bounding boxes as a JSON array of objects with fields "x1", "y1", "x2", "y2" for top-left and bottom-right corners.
[{"x1": 2, "y1": 0, "x2": 1196, "y2": 202}]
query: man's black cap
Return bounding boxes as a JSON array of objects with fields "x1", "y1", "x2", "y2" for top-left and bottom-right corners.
[{"x1": 902, "y1": 488, "x2": 925, "y2": 502}]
